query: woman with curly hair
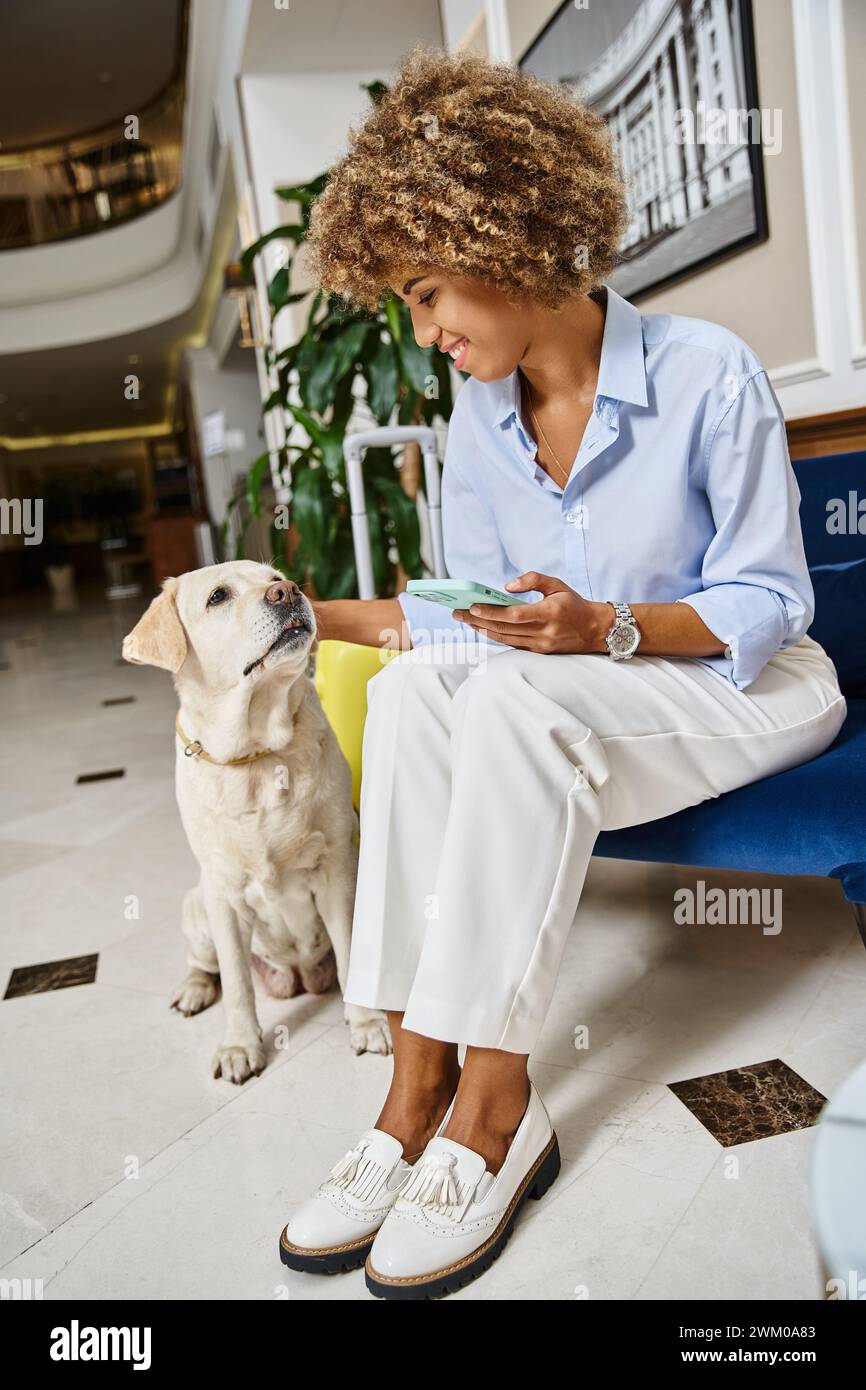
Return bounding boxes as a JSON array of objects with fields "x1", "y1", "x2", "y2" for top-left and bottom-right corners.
[{"x1": 278, "y1": 48, "x2": 846, "y2": 1299}]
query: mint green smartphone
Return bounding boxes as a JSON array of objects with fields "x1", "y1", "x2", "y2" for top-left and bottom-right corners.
[{"x1": 406, "y1": 578, "x2": 528, "y2": 608}]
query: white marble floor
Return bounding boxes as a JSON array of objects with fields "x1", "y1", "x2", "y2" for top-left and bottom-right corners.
[{"x1": 1, "y1": 590, "x2": 864, "y2": 1301}]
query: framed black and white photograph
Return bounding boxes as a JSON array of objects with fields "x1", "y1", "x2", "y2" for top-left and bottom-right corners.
[{"x1": 520, "y1": 0, "x2": 769, "y2": 300}]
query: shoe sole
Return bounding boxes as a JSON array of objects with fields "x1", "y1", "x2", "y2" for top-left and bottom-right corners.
[
  {"x1": 364, "y1": 1130, "x2": 561, "y2": 1300},
  {"x1": 279, "y1": 1227, "x2": 375, "y2": 1275}
]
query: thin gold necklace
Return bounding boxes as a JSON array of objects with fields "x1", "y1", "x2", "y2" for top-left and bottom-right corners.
[{"x1": 523, "y1": 375, "x2": 571, "y2": 488}]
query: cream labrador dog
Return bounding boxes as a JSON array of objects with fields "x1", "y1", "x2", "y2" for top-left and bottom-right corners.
[{"x1": 122, "y1": 560, "x2": 391, "y2": 1083}]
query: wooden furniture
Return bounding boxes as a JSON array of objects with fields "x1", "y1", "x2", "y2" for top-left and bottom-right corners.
[
  {"x1": 786, "y1": 406, "x2": 866, "y2": 460},
  {"x1": 148, "y1": 514, "x2": 203, "y2": 585}
]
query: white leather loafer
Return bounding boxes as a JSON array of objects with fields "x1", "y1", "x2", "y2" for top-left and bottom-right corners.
[
  {"x1": 279, "y1": 1099, "x2": 455, "y2": 1275},
  {"x1": 365, "y1": 1081, "x2": 560, "y2": 1299}
]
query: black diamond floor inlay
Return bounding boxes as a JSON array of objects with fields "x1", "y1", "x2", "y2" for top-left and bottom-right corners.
[
  {"x1": 4, "y1": 954, "x2": 99, "y2": 999},
  {"x1": 76, "y1": 769, "x2": 126, "y2": 784},
  {"x1": 101, "y1": 696, "x2": 136, "y2": 706},
  {"x1": 669, "y1": 1059, "x2": 827, "y2": 1147}
]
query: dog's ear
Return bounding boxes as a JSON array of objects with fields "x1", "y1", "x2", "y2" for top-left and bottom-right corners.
[{"x1": 122, "y1": 577, "x2": 187, "y2": 672}]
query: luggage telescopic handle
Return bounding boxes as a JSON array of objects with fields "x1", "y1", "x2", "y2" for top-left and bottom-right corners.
[{"x1": 343, "y1": 426, "x2": 446, "y2": 600}]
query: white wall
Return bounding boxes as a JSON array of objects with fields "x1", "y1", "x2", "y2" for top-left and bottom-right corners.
[
  {"x1": 184, "y1": 341, "x2": 263, "y2": 543},
  {"x1": 239, "y1": 69, "x2": 386, "y2": 352},
  {"x1": 488, "y1": 0, "x2": 866, "y2": 424},
  {"x1": 441, "y1": 0, "x2": 485, "y2": 50}
]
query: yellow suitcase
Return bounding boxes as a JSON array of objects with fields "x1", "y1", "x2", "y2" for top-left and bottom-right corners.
[{"x1": 313, "y1": 639, "x2": 399, "y2": 810}]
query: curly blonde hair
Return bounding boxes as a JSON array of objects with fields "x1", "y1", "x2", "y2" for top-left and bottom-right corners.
[{"x1": 306, "y1": 47, "x2": 628, "y2": 313}]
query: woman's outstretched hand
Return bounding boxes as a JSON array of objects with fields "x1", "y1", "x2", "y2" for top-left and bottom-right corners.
[{"x1": 453, "y1": 572, "x2": 614, "y2": 654}]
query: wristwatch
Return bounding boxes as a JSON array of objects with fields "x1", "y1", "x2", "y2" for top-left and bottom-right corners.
[{"x1": 604, "y1": 601, "x2": 641, "y2": 660}]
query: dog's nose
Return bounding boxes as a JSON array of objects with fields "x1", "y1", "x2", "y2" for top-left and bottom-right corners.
[{"x1": 265, "y1": 580, "x2": 300, "y2": 606}]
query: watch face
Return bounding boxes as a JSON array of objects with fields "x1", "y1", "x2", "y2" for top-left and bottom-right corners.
[{"x1": 610, "y1": 623, "x2": 639, "y2": 656}]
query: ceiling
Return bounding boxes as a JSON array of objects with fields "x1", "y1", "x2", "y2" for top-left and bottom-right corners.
[
  {"x1": 0, "y1": 0, "x2": 444, "y2": 452},
  {"x1": 0, "y1": 0, "x2": 184, "y2": 152},
  {"x1": 0, "y1": 307, "x2": 203, "y2": 444},
  {"x1": 241, "y1": 0, "x2": 443, "y2": 73},
  {"x1": 0, "y1": 157, "x2": 244, "y2": 449},
  {"x1": 0, "y1": 0, "x2": 240, "y2": 452}
]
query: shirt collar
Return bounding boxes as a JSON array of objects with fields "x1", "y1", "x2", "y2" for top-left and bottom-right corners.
[{"x1": 493, "y1": 284, "x2": 648, "y2": 428}]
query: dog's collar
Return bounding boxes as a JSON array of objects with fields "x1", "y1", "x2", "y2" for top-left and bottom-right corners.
[{"x1": 175, "y1": 714, "x2": 274, "y2": 766}]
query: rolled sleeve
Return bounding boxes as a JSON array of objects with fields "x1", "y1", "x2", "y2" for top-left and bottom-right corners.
[
  {"x1": 675, "y1": 370, "x2": 814, "y2": 691},
  {"x1": 397, "y1": 388, "x2": 512, "y2": 653},
  {"x1": 677, "y1": 582, "x2": 791, "y2": 689}
]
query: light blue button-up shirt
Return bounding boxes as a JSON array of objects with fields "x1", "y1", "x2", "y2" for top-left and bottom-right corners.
[{"x1": 396, "y1": 284, "x2": 813, "y2": 691}]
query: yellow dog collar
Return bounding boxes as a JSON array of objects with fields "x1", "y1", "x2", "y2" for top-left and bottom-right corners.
[{"x1": 175, "y1": 714, "x2": 274, "y2": 766}]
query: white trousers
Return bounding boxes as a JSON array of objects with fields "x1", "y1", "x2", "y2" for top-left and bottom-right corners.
[{"x1": 342, "y1": 635, "x2": 847, "y2": 1054}]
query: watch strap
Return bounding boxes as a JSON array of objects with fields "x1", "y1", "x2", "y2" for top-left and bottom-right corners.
[{"x1": 604, "y1": 601, "x2": 640, "y2": 660}]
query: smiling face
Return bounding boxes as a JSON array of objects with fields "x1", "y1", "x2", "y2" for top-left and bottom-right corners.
[{"x1": 388, "y1": 270, "x2": 537, "y2": 384}]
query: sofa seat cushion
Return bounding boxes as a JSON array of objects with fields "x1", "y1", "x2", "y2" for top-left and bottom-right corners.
[
  {"x1": 808, "y1": 557, "x2": 866, "y2": 697},
  {"x1": 595, "y1": 698, "x2": 866, "y2": 904}
]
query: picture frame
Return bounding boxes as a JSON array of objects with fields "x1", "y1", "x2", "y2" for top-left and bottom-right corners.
[{"x1": 519, "y1": 0, "x2": 770, "y2": 300}]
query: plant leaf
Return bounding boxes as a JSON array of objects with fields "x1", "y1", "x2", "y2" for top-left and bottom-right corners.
[
  {"x1": 284, "y1": 403, "x2": 345, "y2": 479},
  {"x1": 372, "y1": 474, "x2": 422, "y2": 576},
  {"x1": 291, "y1": 461, "x2": 333, "y2": 576},
  {"x1": 363, "y1": 80, "x2": 389, "y2": 108},
  {"x1": 383, "y1": 295, "x2": 402, "y2": 344},
  {"x1": 305, "y1": 321, "x2": 371, "y2": 414},
  {"x1": 246, "y1": 451, "x2": 272, "y2": 520},
  {"x1": 268, "y1": 267, "x2": 308, "y2": 315},
  {"x1": 275, "y1": 174, "x2": 329, "y2": 230},
  {"x1": 397, "y1": 327, "x2": 435, "y2": 396},
  {"x1": 364, "y1": 336, "x2": 399, "y2": 424},
  {"x1": 274, "y1": 173, "x2": 328, "y2": 205},
  {"x1": 240, "y1": 224, "x2": 305, "y2": 278}
]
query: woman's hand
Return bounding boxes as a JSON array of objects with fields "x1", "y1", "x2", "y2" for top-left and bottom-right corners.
[{"x1": 453, "y1": 572, "x2": 614, "y2": 654}]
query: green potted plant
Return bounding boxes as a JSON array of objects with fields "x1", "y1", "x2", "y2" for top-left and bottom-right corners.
[{"x1": 227, "y1": 82, "x2": 455, "y2": 601}]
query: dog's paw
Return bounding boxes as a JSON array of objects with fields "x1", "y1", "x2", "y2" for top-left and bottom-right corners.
[
  {"x1": 212, "y1": 1040, "x2": 266, "y2": 1084},
  {"x1": 345, "y1": 1006, "x2": 392, "y2": 1056},
  {"x1": 170, "y1": 969, "x2": 220, "y2": 1016}
]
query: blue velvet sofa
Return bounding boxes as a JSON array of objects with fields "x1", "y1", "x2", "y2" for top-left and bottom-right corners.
[{"x1": 594, "y1": 450, "x2": 866, "y2": 945}]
